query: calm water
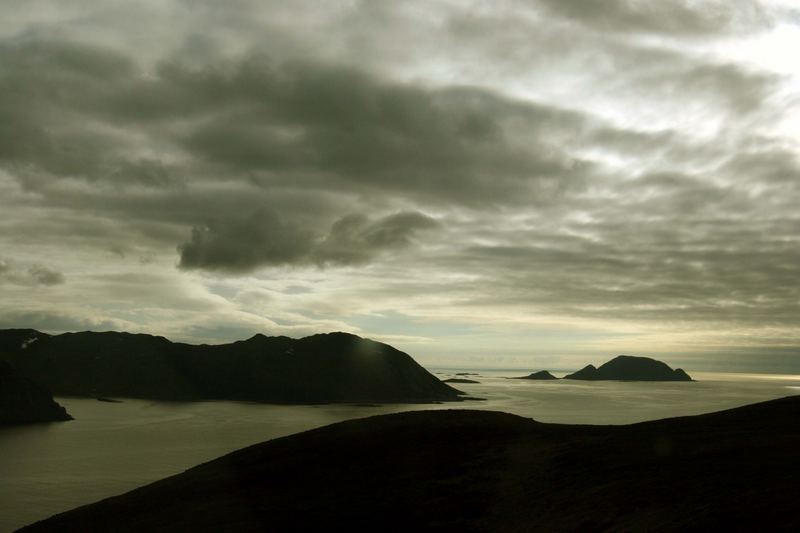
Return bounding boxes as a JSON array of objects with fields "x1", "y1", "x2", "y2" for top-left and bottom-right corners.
[{"x1": 1, "y1": 371, "x2": 799, "y2": 532}]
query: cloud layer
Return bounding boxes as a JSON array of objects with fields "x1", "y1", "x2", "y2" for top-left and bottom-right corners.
[{"x1": 0, "y1": 0, "x2": 798, "y2": 370}]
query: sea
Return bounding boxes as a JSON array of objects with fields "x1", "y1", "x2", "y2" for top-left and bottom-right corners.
[{"x1": 1, "y1": 370, "x2": 799, "y2": 532}]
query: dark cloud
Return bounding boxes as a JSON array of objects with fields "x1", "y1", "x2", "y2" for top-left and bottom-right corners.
[
  {"x1": 178, "y1": 210, "x2": 438, "y2": 273},
  {"x1": 722, "y1": 146, "x2": 800, "y2": 188},
  {"x1": 627, "y1": 58, "x2": 780, "y2": 115},
  {"x1": 177, "y1": 209, "x2": 313, "y2": 272},
  {"x1": 0, "y1": 37, "x2": 607, "y2": 204},
  {"x1": 0, "y1": 40, "x2": 140, "y2": 182},
  {"x1": 0, "y1": 258, "x2": 65, "y2": 286},
  {"x1": 534, "y1": 0, "x2": 772, "y2": 36},
  {"x1": 57, "y1": 49, "x2": 589, "y2": 205},
  {"x1": 314, "y1": 212, "x2": 439, "y2": 266},
  {"x1": 27, "y1": 266, "x2": 65, "y2": 286},
  {"x1": 0, "y1": 36, "x2": 776, "y2": 217},
  {"x1": 173, "y1": 60, "x2": 586, "y2": 205},
  {"x1": 0, "y1": 38, "x2": 607, "y2": 273}
]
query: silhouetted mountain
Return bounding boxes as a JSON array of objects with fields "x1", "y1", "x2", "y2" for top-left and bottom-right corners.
[
  {"x1": 564, "y1": 355, "x2": 692, "y2": 381},
  {"x1": 442, "y1": 378, "x2": 479, "y2": 384},
  {"x1": 0, "y1": 360, "x2": 71, "y2": 425},
  {"x1": 514, "y1": 370, "x2": 558, "y2": 380},
  {"x1": 565, "y1": 363, "x2": 597, "y2": 379},
  {"x1": 20, "y1": 396, "x2": 800, "y2": 532},
  {"x1": 0, "y1": 329, "x2": 461, "y2": 404}
]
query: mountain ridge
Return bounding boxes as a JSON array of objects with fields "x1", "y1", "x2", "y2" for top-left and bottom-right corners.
[{"x1": 0, "y1": 329, "x2": 462, "y2": 404}]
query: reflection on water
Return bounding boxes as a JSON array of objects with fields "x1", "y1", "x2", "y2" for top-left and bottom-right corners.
[{"x1": 1, "y1": 371, "x2": 798, "y2": 532}]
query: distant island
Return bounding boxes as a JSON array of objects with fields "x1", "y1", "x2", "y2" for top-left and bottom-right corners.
[
  {"x1": 513, "y1": 355, "x2": 692, "y2": 382},
  {"x1": 0, "y1": 329, "x2": 463, "y2": 404},
  {"x1": 442, "y1": 378, "x2": 480, "y2": 384},
  {"x1": 564, "y1": 355, "x2": 692, "y2": 381},
  {"x1": 21, "y1": 396, "x2": 800, "y2": 532},
  {"x1": 0, "y1": 359, "x2": 72, "y2": 425},
  {"x1": 513, "y1": 370, "x2": 558, "y2": 380}
]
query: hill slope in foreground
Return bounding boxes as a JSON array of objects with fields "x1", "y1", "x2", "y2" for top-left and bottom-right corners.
[
  {"x1": 0, "y1": 329, "x2": 461, "y2": 403},
  {"x1": 22, "y1": 396, "x2": 800, "y2": 532}
]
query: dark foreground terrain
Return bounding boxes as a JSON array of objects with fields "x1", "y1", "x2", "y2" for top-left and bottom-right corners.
[
  {"x1": 21, "y1": 396, "x2": 800, "y2": 532},
  {"x1": 0, "y1": 329, "x2": 461, "y2": 403}
]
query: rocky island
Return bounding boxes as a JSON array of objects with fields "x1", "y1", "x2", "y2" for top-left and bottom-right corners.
[
  {"x1": 513, "y1": 356, "x2": 691, "y2": 382},
  {"x1": 513, "y1": 370, "x2": 558, "y2": 380},
  {"x1": 0, "y1": 329, "x2": 463, "y2": 404},
  {"x1": 564, "y1": 355, "x2": 692, "y2": 381},
  {"x1": 20, "y1": 396, "x2": 800, "y2": 532},
  {"x1": 0, "y1": 359, "x2": 72, "y2": 425}
]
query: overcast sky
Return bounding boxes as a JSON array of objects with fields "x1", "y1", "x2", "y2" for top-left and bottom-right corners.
[{"x1": 1, "y1": 0, "x2": 799, "y2": 371}]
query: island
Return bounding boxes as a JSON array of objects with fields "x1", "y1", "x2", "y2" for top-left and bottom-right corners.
[
  {"x1": 0, "y1": 360, "x2": 72, "y2": 425},
  {"x1": 442, "y1": 378, "x2": 480, "y2": 384},
  {"x1": 513, "y1": 370, "x2": 558, "y2": 380},
  {"x1": 0, "y1": 329, "x2": 463, "y2": 404},
  {"x1": 19, "y1": 396, "x2": 800, "y2": 532},
  {"x1": 563, "y1": 355, "x2": 692, "y2": 381}
]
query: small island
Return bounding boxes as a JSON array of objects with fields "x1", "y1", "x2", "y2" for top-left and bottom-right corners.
[
  {"x1": 0, "y1": 360, "x2": 72, "y2": 425},
  {"x1": 442, "y1": 378, "x2": 480, "y2": 384},
  {"x1": 513, "y1": 370, "x2": 558, "y2": 380},
  {"x1": 564, "y1": 355, "x2": 692, "y2": 381},
  {"x1": 514, "y1": 356, "x2": 692, "y2": 382}
]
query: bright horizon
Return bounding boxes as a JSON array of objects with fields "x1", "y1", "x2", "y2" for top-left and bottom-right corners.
[{"x1": 2, "y1": 1, "x2": 800, "y2": 373}]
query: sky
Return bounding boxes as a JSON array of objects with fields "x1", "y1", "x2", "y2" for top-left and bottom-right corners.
[{"x1": 1, "y1": 0, "x2": 799, "y2": 372}]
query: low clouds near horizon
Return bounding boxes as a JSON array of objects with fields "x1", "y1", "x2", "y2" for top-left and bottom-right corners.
[{"x1": 1, "y1": 0, "x2": 799, "y2": 371}]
